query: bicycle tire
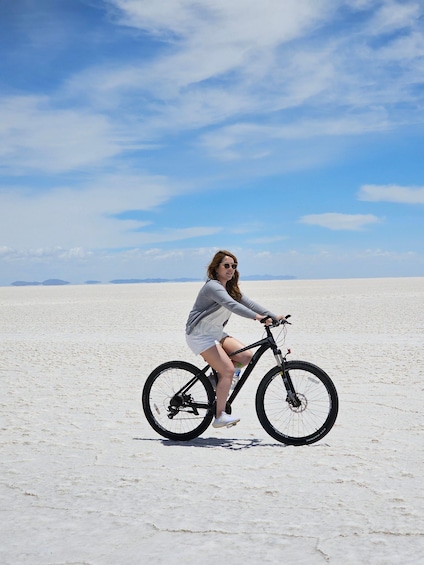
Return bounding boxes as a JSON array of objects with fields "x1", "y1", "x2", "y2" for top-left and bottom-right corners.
[
  {"x1": 255, "y1": 360, "x2": 338, "y2": 445},
  {"x1": 142, "y1": 360, "x2": 215, "y2": 441}
]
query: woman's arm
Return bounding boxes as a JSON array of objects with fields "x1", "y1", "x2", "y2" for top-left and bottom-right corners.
[
  {"x1": 206, "y1": 280, "x2": 283, "y2": 322},
  {"x1": 240, "y1": 294, "x2": 278, "y2": 320},
  {"x1": 205, "y1": 280, "x2": 259, "y2": 319}
]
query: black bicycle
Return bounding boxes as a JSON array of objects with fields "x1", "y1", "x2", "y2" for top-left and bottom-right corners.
[{"x1": 142, "y1": 317, "x2": 339, "y2": 445}]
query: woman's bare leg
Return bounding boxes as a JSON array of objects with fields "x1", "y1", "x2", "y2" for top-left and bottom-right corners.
[
  {"x1": 220, "y1": 336, "x2": 253, "y2": 367},
  {"x1": 201, "y1": 343, "x2": 234, "y2": 416}
]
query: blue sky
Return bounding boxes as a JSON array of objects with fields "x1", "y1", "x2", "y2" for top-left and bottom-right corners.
[{"x1": 1, "y1": 0, "x2": 423, "y2": 284}]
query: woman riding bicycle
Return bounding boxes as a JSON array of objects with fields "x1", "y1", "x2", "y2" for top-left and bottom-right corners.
[{"x1": 185, "y1": 250, "x2": 287, "y2": 429}]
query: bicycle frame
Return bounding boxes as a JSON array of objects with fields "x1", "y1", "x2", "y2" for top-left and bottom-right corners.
[
  {"x1": 226, "y1": 324, "x2": 302, "y2": 407},
  {"x1": 174, "y1": 326, "x2": 299, "y2": 410},
  {"x1": 225, "y1": 325, "x2": 283, "y2": 402},
  {"x1": 172, "y1": 323, "x2": 299, "y2": 415}
]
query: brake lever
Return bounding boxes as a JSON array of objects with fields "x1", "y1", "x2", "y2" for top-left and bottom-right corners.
[{"x1": 278, "y1": 314, "x2": 291, "y2": 326}]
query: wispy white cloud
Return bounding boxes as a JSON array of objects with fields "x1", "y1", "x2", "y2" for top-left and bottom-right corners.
[
  {"x1": 111, "y1": 0, "x2": 330, "y2": 48},
  {"x1": 90, "y1": 0, "x2": 424, "y2": 131},
  {"x1": 69, "y1": 2, "x2": 337, "y2": 127},
  {"x1": 66, "y1": 1, "x2": 334, "y2": 125},
  {"x1": 0, "y1": 96, "x2": 128, "y2": 173},
  {"x1": 200, "y1": 109, "x2": 390, "y2": 161},
  {"x1": 299, "y1": 212, "x2": 382, "y2": 230},
  {"x1": 0, "y1": 174, "x2": 180, "y2": 248},
  {"x1": 129, "y1": 226, "x2": 223, "y2": 245},
  {"x1": 360, "y1": 248, "x2": 417, "y2": 258},
  {"x1": 358, "y1": 184, "x2": 424, "y2": 204},
  {"x1": 0, "y1": 245, "x2": 94, "y2": 263},
  {"x1": 369, "y1": 1, "x2": 421, "y2": 34},
  {"x1": 4, "y1": 0, "x2": 424, "y2": 177}
]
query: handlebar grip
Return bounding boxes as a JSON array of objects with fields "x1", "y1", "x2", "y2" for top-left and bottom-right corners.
[
  {"x1": 276, "y1": 315, "x2": 291, "y2": 326},
  {"x1": 261, "y1": 315, "x2": 292, "y2": 326}
]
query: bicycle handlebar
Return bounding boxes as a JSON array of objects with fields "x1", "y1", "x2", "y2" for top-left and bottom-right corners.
[{"x1": 260, "y1": 314, "x2": 291, "y2": 326}]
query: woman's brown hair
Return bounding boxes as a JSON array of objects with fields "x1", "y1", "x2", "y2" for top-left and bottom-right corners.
[{"x1": 207, "y1": 249, "x2": 242, "y2": 302}]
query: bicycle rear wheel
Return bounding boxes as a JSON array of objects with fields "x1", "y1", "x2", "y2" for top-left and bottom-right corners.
[
  {"x1": 256, "y1": 360, "x2": 338, "y2": 445},
  {"x1": 142, "y1": 360, "x2": 215, "y2": 441}
]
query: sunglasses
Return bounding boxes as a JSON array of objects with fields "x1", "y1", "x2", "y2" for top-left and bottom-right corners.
[{"x1": 221, "y1": 262, "x2": 238, "y2": 269}]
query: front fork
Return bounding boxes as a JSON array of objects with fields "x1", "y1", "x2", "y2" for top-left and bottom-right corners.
[{"x1": 274, "y1": 348, "x2": 302, "y2": 408}]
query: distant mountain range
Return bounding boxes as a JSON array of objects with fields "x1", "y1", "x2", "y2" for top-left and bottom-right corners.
[
  {"x1": 11, "y1": 279, "x2": 71, "y2": 286},
  {"x1": 10, "y1": 274, "x2": 296, "y2": 286}
]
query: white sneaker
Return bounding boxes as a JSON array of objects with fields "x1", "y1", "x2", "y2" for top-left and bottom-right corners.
[{"x1": 212, "y1": 412, "x2": 240, "y2": 429}]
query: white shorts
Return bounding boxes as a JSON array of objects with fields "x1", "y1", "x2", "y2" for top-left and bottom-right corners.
[{"x1": 185, "y1": 332, "x2": 229, "y2": 356}]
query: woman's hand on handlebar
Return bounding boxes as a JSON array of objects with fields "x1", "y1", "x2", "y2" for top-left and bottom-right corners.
[
  {"x1": 274, "y1": 314, "x2": 291, "y2": 325},
  {"x1": 257, "y1": 314, "x2": 291, "y2": 326},
  {"x1": 256, "y1": 314, "x2": 271, "y2": 325}
]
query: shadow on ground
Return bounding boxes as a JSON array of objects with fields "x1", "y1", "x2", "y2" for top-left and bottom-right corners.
[{"x1": 132, "y1": 436, "x2": 309, "y2": 450}]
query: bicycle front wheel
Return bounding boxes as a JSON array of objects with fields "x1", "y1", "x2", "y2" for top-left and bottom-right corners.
[
  {"x1": 142, "y1": 361, "x2": 215, "y2": 441},
  {"x1": 256, "y1": 360, "x2": 338, "y2": 445}
]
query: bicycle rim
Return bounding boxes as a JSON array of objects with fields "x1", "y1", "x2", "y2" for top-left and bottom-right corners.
[
  {"x1": 142, "y1": 361, "x2": 215, "y2": 441},
  {"x1": 256, "y1": 361, "x2": 338, "y2": 445}
]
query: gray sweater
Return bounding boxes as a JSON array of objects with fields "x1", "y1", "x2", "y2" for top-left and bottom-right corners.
[{"x1": 185, "y1": 279, "x2": 278, "y2": 335}]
